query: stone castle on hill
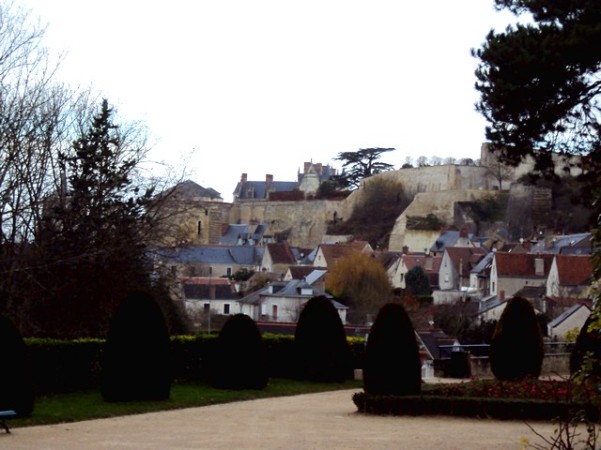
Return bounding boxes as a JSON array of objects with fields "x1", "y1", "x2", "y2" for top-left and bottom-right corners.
[{"x1": 156, "y1": 145, "x2": 582, "y2": 251}]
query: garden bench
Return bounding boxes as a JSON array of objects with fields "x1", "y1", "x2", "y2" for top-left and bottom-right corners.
[{"x1": 0, "y1": 410, "x2": 17, "y2": 433}]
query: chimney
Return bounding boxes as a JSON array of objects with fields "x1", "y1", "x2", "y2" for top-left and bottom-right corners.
[
  {"x1": 266, "y1": 174, "x2": 273, "y2": 184},
  {"x1": 534, "y1": 257, "x2": 544, "y2": 276},
  {"x1": 241, "y1": 173, "x2": 247, "y2": 183}
]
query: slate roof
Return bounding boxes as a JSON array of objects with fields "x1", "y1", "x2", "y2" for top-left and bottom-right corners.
[
  {"x1": 238, "y1": 279, "x2": 346, "y2": 310},
  {"x1": 470, "y1": 251, "x2": 494, "y2": 277},
  {"x1": 430, "y1": 230, "x2": 475, "y2": 254},
  {"x1": 530, "y1": 232, "x2": 592, "y2": 254},
  {"x1": 183, "y1": 283, "x2": 239, "y2": 300},
  {"x1": 554, "y1": 254, "x2": 593, "y2": 286},
  {"x1": 161, "y1": 179, "x2": 222, "y2": 200},
  {"x1": 233, "y1": 180, "x2": 299, "y2": 199},
  {"x1": 219, "y1": 224, "x2": 268, "y2": 245},
  {"x1": 155, "y1": 245, "x2": 263, "y2": 266},
  {"x1": 493, "y1": 252, "x2": 554, "y2": 278},
  {"x1": 547, "y1": 303, "x2": 590, "y2": 329},
  {"x1": 416, "y1": 329, "x2": 458, "y2": 360}
]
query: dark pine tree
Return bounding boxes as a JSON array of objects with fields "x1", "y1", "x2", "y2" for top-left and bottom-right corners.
[
  {"x1": 363, "y1": 303, "x2": 421, "y2": 396},
  {"x1": 209, "y1": 314, "x2": 268, "y2": 390},
  {"x1": 32, "y1": 99, "x2": 155, "y2": 338},
  {"x1": 0, "y1": 315, "x2": 34, "y2": 416},
  {"x1": 490, "y1": 296, "x2": 544, "y2": 381},
  {"x1": 294, "y1": 296, "x2": 350, "y2": 382},
  {"x1": 101, "y1": 290, "x2": 171, "y2": 402}
]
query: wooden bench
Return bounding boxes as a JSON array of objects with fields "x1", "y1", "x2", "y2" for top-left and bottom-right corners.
[{"x1": 0, "y1": 410, "x2": 17, "y2": 433}]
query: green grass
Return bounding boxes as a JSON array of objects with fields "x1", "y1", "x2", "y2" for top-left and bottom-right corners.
[{"x1": 11, "y1": 378, "x2": 362, "y2": 429}]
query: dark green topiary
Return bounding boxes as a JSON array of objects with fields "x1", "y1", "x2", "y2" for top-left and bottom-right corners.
[
  {"x1": 363, "y1": 303, "x2": 421, "y2": 395},
  {"x1": 0, "y1": 315, "x2": 34, "y2": 416},
  {"x1": 294, "y1": 296, "x2": 351, "y2": 382},
  {"x1": 101, "y1": 290, "x2": 171, "y2": 402},
  {"x1": 209, "y1": 314, "x2": 268, "y2": 390},
  {"x1": 569, "y1": 314, "x2": 601, "y2": 376},
  {"x1": 490, "y1": 296, "x2": 544, "y2": 381}
]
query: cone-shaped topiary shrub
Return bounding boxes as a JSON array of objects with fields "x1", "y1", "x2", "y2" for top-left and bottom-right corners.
[
  {"x1": 569, "y1": 314, "x2": 601, "y2": 376},
  {"x1": 490, "y1": 296, "x2": 544, "y2": 381},
  {"x1": 209, "y1": 314, "x2": 268, "y2": 390},
  {"x1": 363, "y1": 303, "x2": 421, "y2": 395},
  {"x1": 101, "y1": 290, "x2": 171, "y2": 402},
  {"x1": 294, "y1": 295, "x2": 350, "y2": 382},
  {"x1": 0, "y1": 315, "x2": 34, "y2": 416}
]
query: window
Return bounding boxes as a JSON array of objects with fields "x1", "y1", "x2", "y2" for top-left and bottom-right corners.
[
  {"x1": 224, "y1": 304, "x2": 230, "y2": 314},
  {"x1": 226, "y1": 267, "x2": 232, "y2": 277},
  {"x1": 492, "y1": 282, "x2": 496, "y2": 293},
  {"x1": 203, "y1": 303, "x2": 210, "y2": 313},
  {"x1": 197, "y1": 220, "x2": 203, "y2": 236},
  {"x1": 272, "y1": 305, "x2": 278, "y2": 320}
]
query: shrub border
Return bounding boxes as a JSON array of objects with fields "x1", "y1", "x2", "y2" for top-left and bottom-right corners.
[{"x1": 352, "y1": 392, "x2": 600, "y2": 421}]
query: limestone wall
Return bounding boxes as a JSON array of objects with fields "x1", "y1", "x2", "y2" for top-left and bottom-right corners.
[
  {"x1": 229, "y1": 199, "x2": 345, "y2": 248},
  {"x1": 388, "y1": 189, "x2": 498, "y2": 252},
  {"x1": 340, "y1": 165, "x2": 493, "y2": 220}
]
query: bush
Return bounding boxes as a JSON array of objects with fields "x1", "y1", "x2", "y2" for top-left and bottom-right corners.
[
  {"x1": 294, "y1": 296, "x2": 351, "y2": 382},
  {"x1": 209, "y1": 314, "x2": 268, "y2": 390},
  {"x1": 0, "y1": 315, "x2": 34, "y2": 416},
  {"x1": 569, "y1": 314, "x2": 601, "y2": 376},
  {"x1": 490, "y1": 296, "x2": 544, "y2": 381},
  {"x1": 101, "y1": 291, "x2": 171, "y2": 402},
  {"x1": 363, "y1": 303, "x2": 421, "y2": 395}
]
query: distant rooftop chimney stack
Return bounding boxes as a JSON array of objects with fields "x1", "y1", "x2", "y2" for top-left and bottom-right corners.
[
  {"x1": 241, "y1": 173, "x2": 247, "y2": 183},
  {"x1": 266, "y1": 174, "x2": 274, "y2": 184}
]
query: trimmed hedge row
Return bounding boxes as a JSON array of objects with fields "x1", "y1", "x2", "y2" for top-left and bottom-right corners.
[
  {"x1": 24, "y1": 334, "x2": 366, "y2": 394},
  {"x1": 352, "y1": 392, "x2": 600, "y2": 421}
]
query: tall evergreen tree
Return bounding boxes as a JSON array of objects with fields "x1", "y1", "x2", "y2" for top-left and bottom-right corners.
[
  {"x1": 473, "y1": 0, "x2": 601, "y2": 172},
  {"x1": 32, "y1": 100, "x2": 156, "y2": 337},
  {"x1": 332, "y1": 148, "x2": 395, "y2": 189}
]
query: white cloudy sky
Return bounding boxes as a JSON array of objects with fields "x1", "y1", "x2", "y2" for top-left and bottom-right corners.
[{"x1": 20, "y1": 0, "x2": 518, "y2": 202}]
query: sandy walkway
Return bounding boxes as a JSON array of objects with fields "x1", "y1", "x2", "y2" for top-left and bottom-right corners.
[{"x1": 2, "y1": 389, "x2": 558, "y2": 450}]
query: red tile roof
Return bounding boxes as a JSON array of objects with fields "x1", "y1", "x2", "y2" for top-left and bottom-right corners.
[
  {"x1": 493, "y1": 252, "x2": 555, "y2": 278},
  {"x1": 445, "y1": 247, "x2": 487, "y2": 274},
  {"x1": 318, "y1": 241, "x2": 372, "y2": 265},
  {"x1": 266, "y1": 243, "x2": 297, "y2": 265},
  {"x1": 555, "y1": 254, "x2": 593, "y2": 286}
]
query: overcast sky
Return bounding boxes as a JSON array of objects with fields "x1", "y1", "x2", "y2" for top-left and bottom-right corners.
[{"x1": 20, "y1": 0, "x2": 518, "y2": 202}]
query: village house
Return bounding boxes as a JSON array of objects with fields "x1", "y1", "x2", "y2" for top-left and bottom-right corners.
[
  {"x1": 238, "y1": 279, "x2": 347, "y2": 324},
  {"x1": 438, "y1": 247, "x2": 488, "y2": 292},
  {"x1": 489, "y1": 252, "x2": 555, "y2": 300},
  {"x1": 386, "y1": 252, "x2": 442, "y2": 290},
  {"x1": 547, "y1": 303, "x2": 591, "y2": 340},
  {"x1": 153, "y1": 245, "x2": 264, "y2": 279},
  {"x1": 260, "y1": 242, "x2": 300, "y2": 275},
  {"x1": 546, "y1": 254, "x2": 594, "y2": 299},
  {"x1": 180, "y1": 277, "x2": 241, "y2": 330},
  {"x1": 312, "y1": 241, "x2": 374, "y2": 268}
]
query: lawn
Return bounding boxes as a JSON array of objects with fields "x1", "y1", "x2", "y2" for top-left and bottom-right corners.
[{"x1": 11, "y1": 378, "x2": 361, "y2": 429}]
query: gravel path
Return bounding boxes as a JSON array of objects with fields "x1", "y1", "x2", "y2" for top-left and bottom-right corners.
[{"x1": 3, "y1": 389, "x2": 558, "y2": 449}]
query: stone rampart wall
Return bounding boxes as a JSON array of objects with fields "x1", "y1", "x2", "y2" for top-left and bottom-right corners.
[{"x1": 229, "y1": 199, "x2": 345, "y2": 248}]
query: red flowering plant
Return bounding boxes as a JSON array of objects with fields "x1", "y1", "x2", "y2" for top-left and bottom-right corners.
[{"x1": 426, "y1": 376, "x2": 596, "y2": 404}]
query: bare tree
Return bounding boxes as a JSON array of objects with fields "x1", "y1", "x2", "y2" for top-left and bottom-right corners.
[
  {"x1": 430, "y1": 155, "x2": 443, "y2": 166},
  {"x1": 485, "y1": 156, "x2": 515, "y2": 191}
]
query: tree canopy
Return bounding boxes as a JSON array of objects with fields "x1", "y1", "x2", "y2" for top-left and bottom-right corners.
[
  {"x1": 332, "y1": 148, "x2": 395, "y2": 189},
  {"x1": 325, "y1": 251, "x2": 393, "y2": 324},
  {"x1": 473, "y1": 0, "x2": 601, "y2": 174}
]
